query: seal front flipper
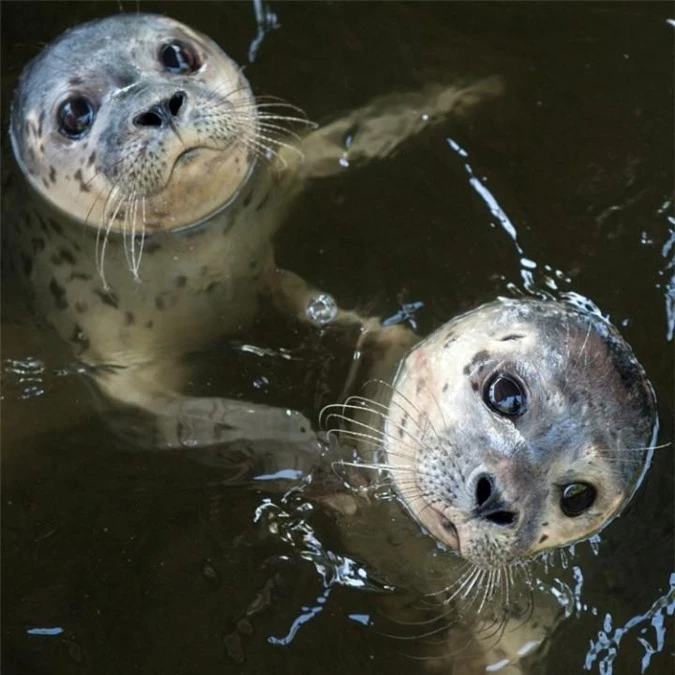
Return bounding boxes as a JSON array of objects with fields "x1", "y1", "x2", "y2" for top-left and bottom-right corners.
[
  {"x1": 153, "y1": 395, "x2": 319, "y2": 460},
  {"x1": 90, "y1": 352, "x2": 320, "y2": 460},
  {"x1": 298, "y1": 76, "x2": 504, "y2": 179},
  {"x1": 103, "y1": 383, "x2": 322, "y2": 477}
]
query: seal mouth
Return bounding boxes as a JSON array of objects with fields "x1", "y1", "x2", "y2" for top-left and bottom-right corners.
[
  {"x1": 435, "y1": 513, "x2": 460, "y2": 551},
  {"x1": 174, "y1": 145, "x2": 217, "y2": 166}
]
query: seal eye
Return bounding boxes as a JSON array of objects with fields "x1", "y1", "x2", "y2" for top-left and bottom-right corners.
[
  {"x1": 159, "y1": 41, "x2": 201, "y2": 74},
  {"x1": 560, "y1": 482, "x2": 597, "y2": 517},
  {"x1": 57, "y1": 97, "x2": 95, "y2": 139},
  {"x1": 484, "y1": 374, "x2": 527, "y2": 416}
]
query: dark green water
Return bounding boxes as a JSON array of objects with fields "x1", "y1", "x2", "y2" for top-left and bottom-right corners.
[{"x1": 2, "y1": 2, "x2": 673, "y2": 674}]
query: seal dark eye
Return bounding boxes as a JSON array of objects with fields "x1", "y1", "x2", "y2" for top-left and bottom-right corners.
[
  {"x1": 159, "y1": 40, "x2": 201, "y2": 74},
  {"x1": 57, "y1": 97, "x2": 95, "y2": 139},
  {"x1": 484, "y1": 373, "x2": 527, "y2": 416},
  {"x1": 560, "y1": 482, "x2": 597, "y2": 517}
]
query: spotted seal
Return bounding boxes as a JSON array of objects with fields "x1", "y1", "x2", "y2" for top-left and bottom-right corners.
[
  {"x1": 6, "y1": 13, "x2": 503, "y2": 447},
  {"x1": 320, "y1": 296, "x2": 658, "y2": 672}
]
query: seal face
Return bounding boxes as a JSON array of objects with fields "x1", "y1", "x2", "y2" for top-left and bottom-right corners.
[
  {"x1": 10, "y1": 13, "x2": 258, "y2": 236},
  {"x1": 369, "y1": 299, "x2": 657, "y2": 570}
]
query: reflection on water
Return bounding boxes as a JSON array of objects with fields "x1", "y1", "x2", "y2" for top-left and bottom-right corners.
[
  {"x1": 585, "y1": 574, "x2": 675, "y2": 674},
  {"x1": 2, "y1": 2, "x2": 673, "y2": 674},
  {"x1": 661, "y1": 215, "x2": 675, "y2": 341}
]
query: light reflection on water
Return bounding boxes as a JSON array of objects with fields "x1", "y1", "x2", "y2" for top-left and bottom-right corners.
[{"x1": 585, "y1": 574, "x2": 675, "y2": 674}]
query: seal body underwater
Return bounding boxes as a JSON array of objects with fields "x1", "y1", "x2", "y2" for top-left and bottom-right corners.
[
  {"x1": 316, "y1": 296, "x2": 658, "y2": 673},
  {"x1": 5, "y1": 13, "x2": 503, "y2": 448}
]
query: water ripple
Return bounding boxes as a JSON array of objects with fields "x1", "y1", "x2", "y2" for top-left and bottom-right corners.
[{"x1": 584, "y1": 573, "x2": 675, "y2": 674}]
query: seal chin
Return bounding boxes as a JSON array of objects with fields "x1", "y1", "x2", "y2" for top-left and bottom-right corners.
[{"x1": 143, "y1": 144, "x2": 253, "y2": 229}]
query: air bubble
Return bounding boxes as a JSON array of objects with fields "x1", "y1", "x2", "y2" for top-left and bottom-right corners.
[{"x1": 306, "y1": 293, "x2": 338, "y2": 325}]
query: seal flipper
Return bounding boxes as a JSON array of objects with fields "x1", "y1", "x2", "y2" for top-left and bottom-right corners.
[
  {"x1": 91, "y1": 354, "x2": 319, "y2": 462},
  {"x1": 298, "y1": 76, "x2": 504, "y2": 179}
]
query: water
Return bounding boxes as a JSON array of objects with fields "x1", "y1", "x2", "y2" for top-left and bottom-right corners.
[{"x1": 2, "y1": 2, "x2": 673, "y2": 674}]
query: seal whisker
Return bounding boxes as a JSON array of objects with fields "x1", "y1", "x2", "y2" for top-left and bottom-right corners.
[
  {"x1": 239, "y1": 124, "x2": 305, "y2": 160},
  {"x1": 343, "y1": 394, "x2": 438, "y2": 440},
  {"x1": 231, "y1": 112, "x2": 316, "y2": 139},
  {"x1": 375, "y1": 605, "x2": 450, "y2": 630},
  {"x1": 131, "y1": 193, "x2": 143, "y2": 280},
  {"x1": 120, "y1": 192, "x2": 133, "y2": 273},
  {"x1": 236, "y1": 130, "x2": 297, "y2": 167},
  {"x1": 324, "y1": 412, "x2": 429, "y2": 460},
  {"x1": 332, "y1": 459, "x2": 418, "y2": 475},
  {"x1": 255, "y1": 112, "x2": 315, "y2": 127},
  {"x1": 457, "y1": 567, "x2": 485, "y2": 611},
  {"x1": 481, "y1": 568, "x2": 496, "y2": 614},
  {"x1": 127, "y1": 192, "x2": 144, "y2": 281},
  {"x1": 578, "y1": 320, "x2": 593, "y2": 366},
  {"x1": 614, "y1": 441, "x2": 669, "y2": 453},
  {"x1": 136, "y1": 197, "x2": 147, "y2": 275},
  {"x1": 362, "y1": 378, "x2": 438, "y2": 429},
  {"x1": 327, "y1": 454, "x2": 437, "y2": 490},
  {"x1": 324, "y1": 401, "x2": 434, "y2": 455},
  {"x1": 323, "y1": 413, "x2": 390, "y2": 447},
  {"x1": 425, "y1": 562, "x2": 474, "y2": 600},
  {"x1": 443, "y1": 565, "x2": 482, "y2": 606},
  {"x1": 253, "y1": 121, "x2": 305, "y2": 144},
  {"x1": 95, "y1": 183, "x2": 125, "y2": 289},
  {"x1": 252, "y1": 94, "x2": 311, "y2": 116},
  {"x1": 372, "y1": 615, "x2": 456, "y2": 643}
]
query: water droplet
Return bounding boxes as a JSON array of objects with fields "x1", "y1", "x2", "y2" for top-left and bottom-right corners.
[
  {"x1": 253, "y1": 376, "x2": 269, "y2": 390},
  {"x1": 306, "y1": 293, "x2": 338, "y2": 325}
]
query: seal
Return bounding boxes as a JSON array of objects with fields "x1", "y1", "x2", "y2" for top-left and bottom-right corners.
[
  {"x1": 6, "y1": 13, "x2": 503, "y2": 448},
  {"x1": 327, "y1": 297, "x2": 658, "y2": 570},
  {"x1": 319, "y1": 297, "x2": 658, "y2": 672}
]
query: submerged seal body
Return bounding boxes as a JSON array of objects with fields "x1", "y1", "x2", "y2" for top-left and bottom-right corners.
[{"x1": 6, "y1": 13, "x2": 502, "y2": 447}]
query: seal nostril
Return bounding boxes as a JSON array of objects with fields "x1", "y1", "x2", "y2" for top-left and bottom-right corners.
[
  {"x1": 486, "y1": 510, "x2": 516, "y2": 526},
  {"x1": 134, "y1": 111, "x2": 163, "y2": 127},
  {"x1": 168, "y1": 92, "x2": 185, "y2": 117},
  {"x1": 475, "y1": 475, "x2": 493, "y2": 506}
]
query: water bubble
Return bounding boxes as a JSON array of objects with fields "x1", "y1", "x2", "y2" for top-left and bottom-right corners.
[
  {"x1": 253, "y1": 376, "x2": 269, "y2": 390},
  {"x1": 306, "y1": 293, "x2": 338, "y2": 325}
]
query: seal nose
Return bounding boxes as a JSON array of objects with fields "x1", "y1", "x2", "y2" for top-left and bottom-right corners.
[
  {"x1": 133, "y1": 91, "x2": 186, "y2": 127},
  {"x1": 473, "y1": 473, "x2": 517, "y2": 527}
]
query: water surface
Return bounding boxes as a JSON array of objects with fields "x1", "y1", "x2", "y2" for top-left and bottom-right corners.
[{"x1": 2, "y1": 2, "x2": 673, "y2": 674}]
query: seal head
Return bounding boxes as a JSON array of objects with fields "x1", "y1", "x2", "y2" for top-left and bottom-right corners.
[
  {"x1": 383, "y1": 298, "x2": 658, "y2": 570},
  {"x1": 10, "y1": 14, "x2": 257, "y2": 233}
]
